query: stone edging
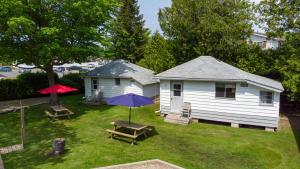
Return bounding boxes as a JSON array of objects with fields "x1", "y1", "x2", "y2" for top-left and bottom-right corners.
[{"x1": 94, "y1": 159, "x2": 185, "y2": 169}]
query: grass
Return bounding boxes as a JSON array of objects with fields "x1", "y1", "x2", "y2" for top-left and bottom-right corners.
[{"x1": 0, "y1": 95, "x2": 300, "y2": 169}]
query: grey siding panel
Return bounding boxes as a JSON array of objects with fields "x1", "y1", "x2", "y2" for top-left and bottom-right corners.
[{"x1": 191, "y1": 110, "x2": 278, "y2": 128}]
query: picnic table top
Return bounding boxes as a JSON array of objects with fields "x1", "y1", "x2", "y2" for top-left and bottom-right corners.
[
  {"x1": 50, "y1": 105, "x2": 69, "y2": 112},
  {"x1": 113, "y1": 120, "x2": 148, "y2": 131}
]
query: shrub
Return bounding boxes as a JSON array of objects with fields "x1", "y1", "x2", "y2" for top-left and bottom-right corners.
[
  {"x1": 59, "y1": 73, "x2": 84, "y2": 92},
  {"x1": 0, "y1": 79, "x2": 31, "y2": 101},
  {"x1": 0, "y1": 72, "x2": 83, "y2": 101}
]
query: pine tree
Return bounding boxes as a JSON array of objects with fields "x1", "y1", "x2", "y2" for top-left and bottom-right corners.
[
  {"x1": 159, "y1": 0, "x2": 254, "y2": 65},
  {"x1": 138, "y1": 32, "x2": 175, "y2": 73},
  {"x1": 110, "y1": 0, "x2": 149, "y2": 63}
]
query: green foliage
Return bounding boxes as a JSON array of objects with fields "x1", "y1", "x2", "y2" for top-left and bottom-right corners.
[
  {"x1": 138, "y1": 32, "x2": 175, "y2": 73},
  {"x1": 159, "y1": 0, "x2": 254, "y2": 65},
  {"x1": 0, "y1": 73, "x2": 83, "y2": 101},
  {"x1": 258, "y1": 0, "x2": 299, "y2": 37},
  {"x1": 258, "y1": 0, "x2": 300, "y2": 101},
  {"x1": 0, "y1": 0, "x2": 118, "y2": 103},
  {"x1": 18, "y1": 72, "x2": 59, "y2": 95},
  {"x1": 110, "y1": 0, "x2": 149, "y2": 63},
  {"x1": 0, "y1": 0, "x2": 118, "y2": 67},
  {"x1": 0, "y1": 79, "x2": 30, "y2": 101},
  {"x1": 59, "y1": 73, "x2": 84, "y2": 91},
  {"x1": 236, "y1": 46, "x2": 275, "y2": 75}
]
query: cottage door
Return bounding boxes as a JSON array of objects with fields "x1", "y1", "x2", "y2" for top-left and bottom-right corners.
[{"x1": 170, "y1": 81, "x2": 183, "y2": 113}]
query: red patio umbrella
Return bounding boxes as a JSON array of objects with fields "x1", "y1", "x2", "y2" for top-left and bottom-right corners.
[{"x1": 38, "y1": 84, "x2": 78, "y2": 94}]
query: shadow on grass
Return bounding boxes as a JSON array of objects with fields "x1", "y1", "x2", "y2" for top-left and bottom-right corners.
[
  {"x1": 287, "y1": 115, "x2": 300, "y2": 152},
  {"x1": 108, "y1": 126, "x2": 159, "y2": 145},
  {"x1": 1, "y1": 95, "x2": 116, "y2": 168},
  {"x1": 1, "y1": 105, "x2": 80, "y2": 168}
]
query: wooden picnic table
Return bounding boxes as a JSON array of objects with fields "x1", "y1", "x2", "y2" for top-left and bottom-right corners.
[
  {"x1": 46, "y1": 105, "x2": 74, "y2": 120},
  {"x1": 106, "y1": 120, "x2": 151, "y2": 145}
]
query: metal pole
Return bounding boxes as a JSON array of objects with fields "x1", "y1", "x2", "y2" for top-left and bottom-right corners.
[{"x1": 129, "y1": 107, "x2": 131, "y2": 124}]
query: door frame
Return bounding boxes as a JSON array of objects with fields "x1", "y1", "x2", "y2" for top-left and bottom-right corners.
[{"x1": 170, "y1": 81, "x2": 184, "y2": 113}]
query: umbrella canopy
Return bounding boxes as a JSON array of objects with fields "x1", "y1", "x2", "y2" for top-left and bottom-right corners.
[
  {"x1": 107, "y1": 93, "x2": 153, "y2": 107},
  {"x1": 106, "y1": 93, "x2": 154, "y2": 124},
  {"x1": 38, "y1": 84, "x2": 78, "y2": 94}
]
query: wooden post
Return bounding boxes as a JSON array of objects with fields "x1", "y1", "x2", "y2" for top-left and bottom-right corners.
[{"x1": 20, "y1": 100, "x2": 25, "y2": 147}]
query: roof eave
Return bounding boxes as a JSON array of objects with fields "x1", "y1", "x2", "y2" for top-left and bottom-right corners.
[
  {"x1": 154, "y1": 76, "x2": 284, "y2": 92},
  {"x1": 85, "y1": 75, "x2": 158, "y2": 86}
]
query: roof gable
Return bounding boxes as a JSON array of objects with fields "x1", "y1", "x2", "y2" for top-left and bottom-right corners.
[
  {"x1": 155, "y1": 56, "x2": 284, "y2": 92},
  {"x1": 85, "y1": 60, "x2": 157, "y2": 85}
]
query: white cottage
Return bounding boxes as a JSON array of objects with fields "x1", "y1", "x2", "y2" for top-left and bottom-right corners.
[
  {"x1": 84, "y1": 60, "x2": 159, "y2": 99},
  {"x1": 249, "y1": 32, "x2": 283, "y2": 50},
  {"x1": 155, "y1": 56, "x2": 284, "y2": 130}
]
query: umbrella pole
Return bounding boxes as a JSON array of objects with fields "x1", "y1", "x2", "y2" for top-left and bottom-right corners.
[{"x1": 129, "y1": 107, "x2": 131, "y2": 124}]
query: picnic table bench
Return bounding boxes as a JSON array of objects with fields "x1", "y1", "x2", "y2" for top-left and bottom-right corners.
[{"x1": 106, "y1": 120, "x2": 151, "y2": 145}]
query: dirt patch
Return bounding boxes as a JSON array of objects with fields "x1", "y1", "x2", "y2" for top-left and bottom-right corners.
[{"x1": 279, "y1": 114, "x2": 300, "y2": 130}]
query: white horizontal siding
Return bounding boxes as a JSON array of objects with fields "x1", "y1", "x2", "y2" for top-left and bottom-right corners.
[
  {"x1": 159, "y1": 80, "x2": 280, "y2": 127},
  {"x1": 143, "y1": 83, "x2": 160, "y2": 98},
  {"x1": 160, "y1": 80, "x2": 170, "y2": 110},
  {"x1": 183, "y1": 81, "x2": 280, "y2": 117},
  {"x1": 98, "y1": 78, "x2": 143, "y2": 98}
]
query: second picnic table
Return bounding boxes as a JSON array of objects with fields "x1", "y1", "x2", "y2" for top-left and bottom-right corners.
[{"x1": 106, "y1": 120, "x2": 151, "y2": 145}]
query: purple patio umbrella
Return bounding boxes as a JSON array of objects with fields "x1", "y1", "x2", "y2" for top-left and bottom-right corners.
[{"x1": 106, "y1": 93, "x2": 154, "y2": 124}]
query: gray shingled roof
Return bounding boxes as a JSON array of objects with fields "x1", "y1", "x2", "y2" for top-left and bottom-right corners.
[
  {"x1": 155, "y1": 56, "x2": 284, "y2": 92},
  {"x1": 85, "y1": 60, "x2": 157, "y2": 85}
]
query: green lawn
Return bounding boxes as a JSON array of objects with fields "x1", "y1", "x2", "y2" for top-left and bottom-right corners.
[{"x1": 1, "y1": 95, "x2": 300, "y2": 169}]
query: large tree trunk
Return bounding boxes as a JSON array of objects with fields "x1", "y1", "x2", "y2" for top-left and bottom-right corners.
[{"x1": 46, "y1": 65, "x2": 59, "y2": 105}]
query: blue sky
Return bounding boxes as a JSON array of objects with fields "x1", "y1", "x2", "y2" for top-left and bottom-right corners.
[
  {"x1": 138, "y1": 0, "x2": 171, "y2": 33},
  {"x1": 138, "y1": 0, "x2": 262, "y2": 33}
]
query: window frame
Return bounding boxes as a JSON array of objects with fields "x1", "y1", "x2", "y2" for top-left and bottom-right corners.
[
  {"x1": 172, "y1": 83, "x2": 182, "y2": 97},
  {"x1": 215, "y1": 83, "x2": 236, "y2": 99},
  {"x1": 259, "y1": 91, "x2": 274, "y2": 106},
  {"x1": 91, "y1": 78, "x2": 98, "y2": 90},
  {"x1": 115, "y1": 78, "x2": 121, "y2": 86}
]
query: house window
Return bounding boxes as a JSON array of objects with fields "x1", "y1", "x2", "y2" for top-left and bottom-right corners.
[
  {"x1": 115, "y1": 78, "x2": 120, "y2": 86},
  {"x1": 173, "y1": 84, "x2": 182, "y2": 96},
  {"x1": 215, "y1": 83, "x2": 236, "y2": 98},
  {"x1": 92, "y1": 79, "x2": 98, "y2": 90},
  {"x1": 260, "y1": 91, "x2": 273, "y2": 105}
]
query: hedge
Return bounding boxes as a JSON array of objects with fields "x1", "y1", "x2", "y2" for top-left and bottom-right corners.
[
  {"x1": 59, "y1": 73, "x2": 84, "y2": 92},
  {"x1": 18, "y1": 72, "x2": 59, "y2": 97},
  {"x1": 0, "y1": 79, "x2": 31, "y2": 101},
  {"x1": 0, "y1": 72, "x2": 83, "y2": 101}
]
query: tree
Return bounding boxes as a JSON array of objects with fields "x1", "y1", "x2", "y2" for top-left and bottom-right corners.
[
  {"x1": 110, "y1": 0, "x2": 149, "y2": 63},
  {"x1": 158, "y1": 0, "x2": 254, "y2": 65},
  {"x1": 258, "y1": 0, "x2": 300, "y2": 101},
  {"x1": 138, "y1": 32, "x2": 175, "y2": 73},
  {"x1": 0, "y1": 0, "x2": 118, "y2": 104}
]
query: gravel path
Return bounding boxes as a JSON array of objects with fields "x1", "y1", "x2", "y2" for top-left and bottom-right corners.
[{"x1": 0, "y1": 97, "x2": 49, "y2": 112}]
